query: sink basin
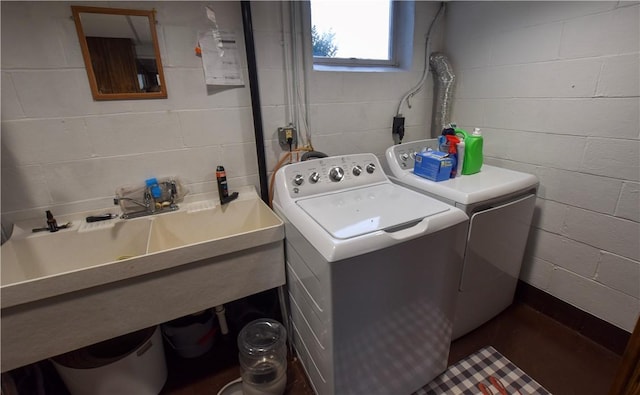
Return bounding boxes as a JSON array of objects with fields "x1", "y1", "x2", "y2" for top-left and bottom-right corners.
[
  {"x1": 1, "y1": 186, "x2": 285, "y2": 372},
  {"x1": 1, "y1": 220, "x2": 151, "y2": 286},
  {"x1": 148, "y1": 198, "x2": 283, "y2": 252}
]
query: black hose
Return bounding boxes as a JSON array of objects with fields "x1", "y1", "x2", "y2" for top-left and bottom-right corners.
[
  {"x1": 301, "y1": 151, "x2": 328, "y2": 161},
  {"x1": 241, "y1": 1, "x2": 269, "y2": 203}
]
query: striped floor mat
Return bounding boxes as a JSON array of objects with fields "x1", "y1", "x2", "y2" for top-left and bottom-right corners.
[{"x1": 417, "y1": 346, "x2": 551, "y2": 394}]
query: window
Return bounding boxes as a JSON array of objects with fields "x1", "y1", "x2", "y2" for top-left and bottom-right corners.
[{"x1": 310, "y1": 0, "x2": 397, "y2": 67}]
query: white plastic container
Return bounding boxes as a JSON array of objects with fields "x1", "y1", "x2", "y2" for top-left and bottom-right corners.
[
  {"x1": 162, "y1": 309, "x2": 215, "y2": 358},
  {"x1": 51, "y1": 326, "x2": 167, "y2": 395},
  {"x1": 456, "y1": 140, "x2": 465, "y2": 178},
  {"x1": 238, "y1": 319, "x2": 287, "y2": 395}
]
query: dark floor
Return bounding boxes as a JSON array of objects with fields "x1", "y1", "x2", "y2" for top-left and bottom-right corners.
[
  {"x1": 160, "y1": 301, "x2": 622, "y2": 395},
  {"x1": 10, "y1": 301, "x2": 623, "y2": 394},
  {"x1": 447, "y1": 302, "x2": 621, "y2": 395}
]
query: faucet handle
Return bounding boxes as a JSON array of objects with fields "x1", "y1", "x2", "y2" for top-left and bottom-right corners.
[
  {"x1": 143, "y1": 188, "x2": 155, "y2": 212},
  {"x1": 167, "y1": 181, "x2": 178, "y2": 204},
  {"x1": 46, "y1": 210, "x2": 59, "y2": 232}
]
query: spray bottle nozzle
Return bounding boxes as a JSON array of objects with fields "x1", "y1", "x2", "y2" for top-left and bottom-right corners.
[
  {"x1": 445, "y1": 135, "x2": 460, "y2": 154},
  {"x1": 442, "y1": 127, "x2": 456, "y2": 136}
]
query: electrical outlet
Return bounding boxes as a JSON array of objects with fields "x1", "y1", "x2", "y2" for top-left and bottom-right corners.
[
  {"x1": 278, "y1": 126, "x2": 297, "y2": 148},
  {"x1": 392, "y1": 116, "x2": 405, "y2": 140}
]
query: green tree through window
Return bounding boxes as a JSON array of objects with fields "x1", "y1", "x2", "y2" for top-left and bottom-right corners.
[{"x1": 311, "y1": 25, "x2": 338, "y2": 57}]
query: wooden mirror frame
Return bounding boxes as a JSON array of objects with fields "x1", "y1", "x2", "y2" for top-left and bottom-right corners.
[{"x1": 71, "y1": 6, "x2": 167, "y2": 100}]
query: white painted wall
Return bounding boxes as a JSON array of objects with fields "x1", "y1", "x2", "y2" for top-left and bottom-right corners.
[
  {"x1": 252, "y1": 1, "x2": 442, "y2": 169},
  {"x1": 2, "y1": 1, "x2": 637, "y2": 334},
  {"x1": 445, "y1": 1, "x2": 640, "y2": 332},
  {"x1": 1, "y1": 1, "x2": 259, "y2": 224},
  {"x1": 1, "y1": 1, "x2": 440, "y2": 223}
]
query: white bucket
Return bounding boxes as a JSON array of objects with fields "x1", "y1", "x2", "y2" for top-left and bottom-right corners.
[
  {"x1": 161, "y1": 310, "x2": 216, "y2": 358},
  {"x1": 51, "y1": 326, "x2": 167, "y2": 395}
]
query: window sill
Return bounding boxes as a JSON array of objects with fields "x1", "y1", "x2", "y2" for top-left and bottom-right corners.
[{"x1": 313, "y1": 64, "x2": 405, "y2": 73}]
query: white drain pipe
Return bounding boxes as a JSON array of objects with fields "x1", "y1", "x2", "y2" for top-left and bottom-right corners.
[{"x1": 215, "y1": 305, "x2": 229, "y2": 335}]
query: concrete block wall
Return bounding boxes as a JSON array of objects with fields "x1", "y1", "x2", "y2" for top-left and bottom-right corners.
[
  {"x1": 1, "y1": 1, "x2": 259, "y2": 225},
  {"x1": 1, "y1": 1, "x2": 440, "y2": 226},
  {"x1": 445, "y1": 1, "x2": 639, "y2": 332},
  {"x1": 251, "y1": 1, "x2": 442, "y2": 166},
  {"x1": 3, "y1": 0, "x2": 635, "y2": 335}
]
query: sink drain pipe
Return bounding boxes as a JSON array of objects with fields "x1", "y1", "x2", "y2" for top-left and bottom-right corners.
[
  {"x1": 215, "y1": 305, "x2": 229, "y2": 335},
  {"x1": 241, "y1": 1, "x2": 269, "y2": 203}
]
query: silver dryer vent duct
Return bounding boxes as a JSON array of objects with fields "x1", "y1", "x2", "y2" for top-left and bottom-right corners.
[{"x1": 429, "y1": 52, "x2": 455, "y2": 138}]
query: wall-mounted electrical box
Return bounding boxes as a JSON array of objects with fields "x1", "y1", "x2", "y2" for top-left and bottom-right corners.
[{"x1": 278, "y1": 126, "x2": 297, "y2": 149}]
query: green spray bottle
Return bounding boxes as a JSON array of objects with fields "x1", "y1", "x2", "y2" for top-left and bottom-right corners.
[{"x1": 455, "y1": 127, "x2": 483, "y2": 175}]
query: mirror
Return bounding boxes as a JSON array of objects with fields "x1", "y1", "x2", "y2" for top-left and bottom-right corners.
[{"x1": 71, "y1": 6, "x2": 167, "y2": 100}]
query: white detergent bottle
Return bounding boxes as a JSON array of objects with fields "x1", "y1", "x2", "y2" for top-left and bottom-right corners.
[{"x1": 456, "y1": 140, "x2": 465, "y2": 177}]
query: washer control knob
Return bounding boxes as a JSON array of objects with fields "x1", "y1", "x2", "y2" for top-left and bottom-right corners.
[
  {"x1": 400, "y1": 153, "x2": 409, "y2": 161},
  {"x1": 366, "y1": 163, "x2": 376, "y2": 174},
  {"x1": 352, "y1": 165, "x2": 362, "y2": 176},
  {"x1": 329, "y1": 167, "x2": 345, "y2": 182},
  {"x1": 309, "y1": 172, "x2": 320, "y2": 184},
  {"x1": 293, "y1": 174, "x2": 304, "y2": 186}
]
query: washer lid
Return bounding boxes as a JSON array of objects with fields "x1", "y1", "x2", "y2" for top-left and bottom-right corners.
[{"x1": 296, "y1": 183, "x2": 449, "y2": 239}]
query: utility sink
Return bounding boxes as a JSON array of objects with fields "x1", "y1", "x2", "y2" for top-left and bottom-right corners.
[
  {"x1": 1, "y1": 220, "x2": 151, "y2": 286},
  {"x1": 1, "y1": 186, "x2": 285, "y2": 372},
  {"x1": 148, "y1": 198, "x2": 282, "y2": 252}
]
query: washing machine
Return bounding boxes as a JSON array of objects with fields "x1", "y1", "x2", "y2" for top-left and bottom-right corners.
[
  {"x1": 385, "y1": 139, "x2": 539, "y2": 340},
  {"x1": 272, "y1": 153, "x2": 468, "y2": 395}
]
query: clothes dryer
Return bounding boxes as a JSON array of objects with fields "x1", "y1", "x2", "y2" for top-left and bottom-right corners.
[
  {"x1": 272, "y1": 153, "x2": 468, "y2": 395},
  {"x1": 386, "y1": 139, "x2": 538, "y2": 339}
]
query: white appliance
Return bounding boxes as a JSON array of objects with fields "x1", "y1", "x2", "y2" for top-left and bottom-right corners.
[
  {"x1": 51, "y1": 326, "x2": 166, "y2": 395},
  {"x1": 272, "y1": 153, "x2": 468, "y2": 395},
  {"x1": 385, "y1": 139, "x2": 539, "y2": 340}
]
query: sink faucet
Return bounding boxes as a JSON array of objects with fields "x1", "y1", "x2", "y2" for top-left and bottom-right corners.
[
  {"x1": 30, "y1": 210, "x2": 72, "y2": 233},
  {"x1": 114, "y1": 196, "x2": 149, "y2": 209},
  {"x1": 114, "y1": 181, "x2": 179, "y2": 219},
  {"x1": 46, "y1": 210, "x2": 59, "y2": 232},
  {"x1": 114, "y1": 191, "x2": 154, "y2": 219}
]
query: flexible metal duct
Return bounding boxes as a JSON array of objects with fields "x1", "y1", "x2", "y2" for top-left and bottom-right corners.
[{"x1": 429, "y1": 52, "x2": 455, "y2": 138}]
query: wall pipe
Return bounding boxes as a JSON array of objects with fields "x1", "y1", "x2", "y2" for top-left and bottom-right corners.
[
  {"x1": 241, "y1": 1, "x2": 269, "y2": 203},
  {"x1": 429, "y1": 52, "x2": 455, "y2": 138}
]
